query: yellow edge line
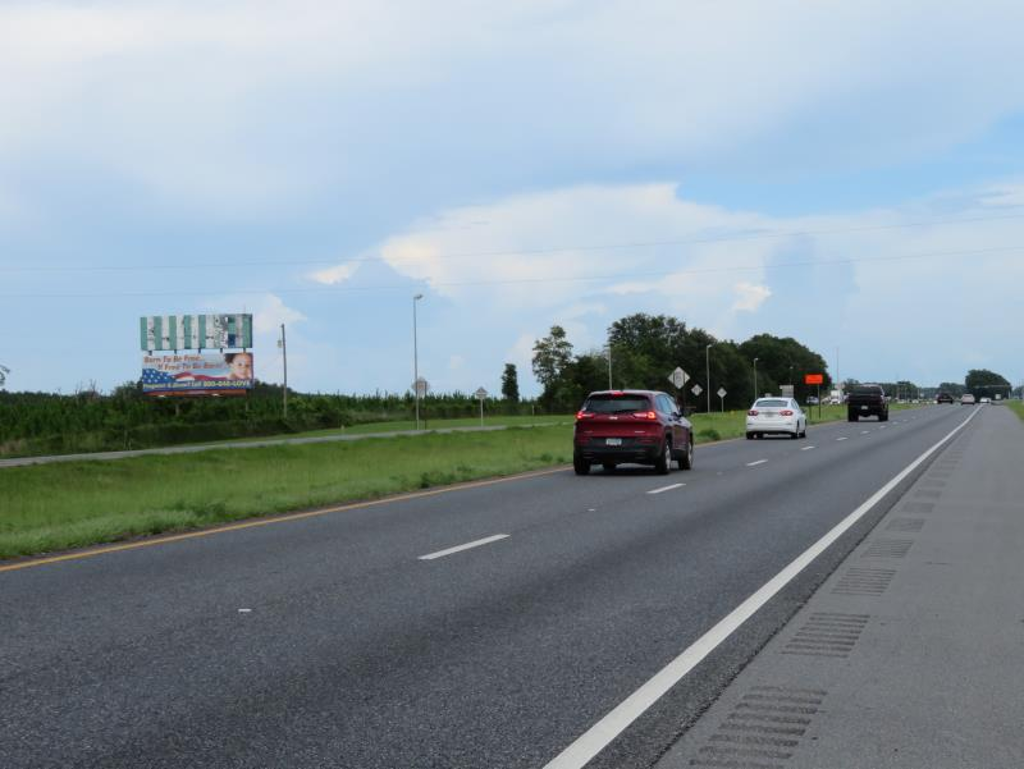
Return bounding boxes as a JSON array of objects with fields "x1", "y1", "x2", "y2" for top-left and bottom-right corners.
[{"x1": 0, "y1": 465, "x2": 569, "y2": 574}]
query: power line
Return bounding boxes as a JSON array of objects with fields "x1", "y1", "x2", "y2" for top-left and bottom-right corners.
[
  {"x1": 1, "y1": 244, "x2": 1021, "y2": 300},
  {"x1": 2, "y1": 211, "x2": 1024, "y2": 274}
]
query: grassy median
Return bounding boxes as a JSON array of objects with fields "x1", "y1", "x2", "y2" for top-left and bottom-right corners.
[
  {"x1": 0, "y1": 426, "x2": 574, "y2": 560},
  {"x1": 0, "y1": 403, "x2": 928, "y2": 560}
]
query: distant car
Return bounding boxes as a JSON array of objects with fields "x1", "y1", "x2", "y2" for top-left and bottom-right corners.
[
  {"x1": 573, "y1": 390, "x2": 693, "y2": 475},
  {"x1": 806, "y1": 395, "x2": 819, "y2": 405},
  {"x1": 746, "y1": 397, "x2": 807, "y2": 440},
  {"x1": 960, "y1": 394, "x2": 976, "y2": 405},
  {"x1": 980, "y1": 397, "x2": 991, "y2": 404},
  {"x1": 936, "y1": 393, "x2": 954, "y2": 404},
  {"x1": 847, "y1": 384, "x2": 889, "y2": 422}
]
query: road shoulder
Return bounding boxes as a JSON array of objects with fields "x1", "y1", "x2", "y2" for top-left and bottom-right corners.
[{"x1": 655, "y1": 405, "x2": 1024, "y2": 769}]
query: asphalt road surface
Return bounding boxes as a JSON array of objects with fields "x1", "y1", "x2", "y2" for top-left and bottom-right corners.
[{"x1": 0, "y1": 405, "x2": 985, "y2": 768}]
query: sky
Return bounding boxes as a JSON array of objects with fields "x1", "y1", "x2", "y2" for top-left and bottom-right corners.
[{"x1": 2, "y1": 0, "x2": 1024, "y2": 397}]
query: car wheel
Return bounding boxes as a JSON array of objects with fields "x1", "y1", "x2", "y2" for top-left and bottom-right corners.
[
  {"x1": 880, "y1": 412, "x2": 888, "y2": 422},
  {"x1": 746, "y1": 432, "x2": 754, "y2": 440},
  {"x1": 679, "y1": 437, "x2": 694, "y2": 470},
  {"x1": 573, "y1": 452, "x2": 591, "y2": 476},
  {"x1": 654, "y1": 437, "x2": 672, "y2": 475},
  {"x1": 602, "y1": 462, "x2": 616, "y2": 473},
  {"x1": 790, "y1": 429, "x2": 799, "y2": 439}
]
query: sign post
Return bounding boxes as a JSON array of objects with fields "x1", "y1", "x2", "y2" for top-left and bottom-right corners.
[
  {"x1": 413, "y1": 377, "x2": 429, "y2": 429},
  {"x1": 717, "y1": 386, "x2": 727, "y2": 413},
  {"x1": 805, "y1": 374, "x2": 824, "y2": 419},
  {"x1": 474, "y1": 387, "x2": 488, "y2": 426},
  {"x1": 669, "y1": 367, "x2": 690, "y2": 413}
]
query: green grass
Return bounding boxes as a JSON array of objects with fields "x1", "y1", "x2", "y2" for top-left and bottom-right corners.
[
  {"x1": 0, "y1": 425, "x2": 574, "y2": 560},
  {"x1": 0, "y1": 401, "x2": 932, "y2": 561}
]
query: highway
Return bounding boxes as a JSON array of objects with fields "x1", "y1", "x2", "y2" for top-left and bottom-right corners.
[{"x1": 0, "y1": 405, "x2": 988, "y2": 768}]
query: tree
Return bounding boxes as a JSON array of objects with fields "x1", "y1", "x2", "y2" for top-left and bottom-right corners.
[
  {"x1": 965, "y1": 369, "x2": 1011, "y2": 399},
  {"x1": 532, "y1": 326, "x2": 574, "y2": 389},
  {"x1": 501, "y1": 363, "x2": 520, "y2": 402}
]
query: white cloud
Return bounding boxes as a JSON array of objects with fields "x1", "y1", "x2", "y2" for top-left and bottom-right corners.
[
  {"x1": 363, "y1": 178, "x2": 1024, "y2": 390},
  {"x1": 732, "y1": 282, "x2": 772, "y2": 312},
  {"x1": 309, "y1": 261, "x2": 361, "y2": 286},
  {"x1": 3, "y1": 1, "x2": 1024, "y2": 215}
]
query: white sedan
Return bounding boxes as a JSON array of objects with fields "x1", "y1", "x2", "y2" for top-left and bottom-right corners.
[{"x1": 746, "y1": 397, "x2": 807, "y2": 439}]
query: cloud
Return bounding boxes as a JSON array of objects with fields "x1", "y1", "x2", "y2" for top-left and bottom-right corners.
[
  {"x1": 3, "y1": 1, "x2": 1024, "y2": 217},
  {"x1": 361, "y1": 177, "x2": 1024, "y2": 390},
  {"x1": 732, "y1": 282, "x2": 772, "y2": 312},
  {"x1": 309, "y1": 261, "x2": 361, "y2": 286}
]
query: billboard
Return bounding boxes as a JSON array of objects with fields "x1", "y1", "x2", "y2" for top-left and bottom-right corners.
[
  {"x1": 142, "y1": 352, "x2": 254, "y2": 396},
  {"x1": 140, "y1": 314, "x2": 253, "y2": 351}
]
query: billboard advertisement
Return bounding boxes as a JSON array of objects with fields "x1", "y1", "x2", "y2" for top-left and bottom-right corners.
[
  {"x1": 141, "y1": 352, "x2": 254, "y2": 396},
  {"x1": 140, "y1": 314, "x2": 253, "y2": 351}
]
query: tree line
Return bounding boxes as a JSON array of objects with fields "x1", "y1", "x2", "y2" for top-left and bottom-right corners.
[
  {"x1": 531, "y1": 313, "x2": 833, "y2": 412},
  {"x1": 0, "y1": 383, "x2": 540, "y2": 458}
]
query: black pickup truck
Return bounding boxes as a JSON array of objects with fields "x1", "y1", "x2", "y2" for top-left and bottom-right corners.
[{"x1": 847, "y1": 384, "x2": 889, "y2": 422}]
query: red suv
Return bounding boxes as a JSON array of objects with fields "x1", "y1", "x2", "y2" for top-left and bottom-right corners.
[{"x1": 573, "y1": 390, "x2": 694, "y2": 475}]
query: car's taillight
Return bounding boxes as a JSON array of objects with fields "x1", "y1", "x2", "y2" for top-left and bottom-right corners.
[
  {"x1": 748, "y1": 409, "x2": 759, "y2": 416},
  {"x1": 633, "y1": 411, "x2": 657, "y2": 420},
  {"x1": 576, "y1": 411, "x2": 594, "y2": 420},
  {"x1": 781, "y1": 409, "x2": 794, "y2": 416}
]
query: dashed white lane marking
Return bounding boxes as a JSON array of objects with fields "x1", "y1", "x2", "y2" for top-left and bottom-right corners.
[
  {"x1": 238, "y1": 608, "x2": 252, "y2": 614},
  {"x1": 647, "y1": 483, "x2": 685, "y2": 495},
  {"x1": 418, "y1": 534, "x2": 510, "y2": 560},
  {"x1": 836, "y1": 436, "x2": 849, "y2": 441},
  {"x1": 746, "y1": 459, "x2": 768, "y2": 467},
  {"x1": 801, "y1": 446, "x2": 816, "y2": 451},
  {"x1": 541, "y1": 407, "x2": 982, "y2": 769},
  {"x1": 879, "y1": 425, "x2": 888, "y2": 429},
  {"x1": 860, "y1": 430, "x2": 870, "y2": 434}
]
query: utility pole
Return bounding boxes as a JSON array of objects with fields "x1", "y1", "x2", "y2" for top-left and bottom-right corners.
[
  {"x1": 278, "y1": 324, "x2": 288, "y2": 418},
  {"x1": 705, "y1": 344, "x2": 712, "y2": 413},
  {"x1": 413, "y1": 294, "x2": 424, "y2": 429},
  {"x1": 753, "y1": 357, "x2": 759, "y2": 401},
  {"x1": 607, "y1": 344, "x2": 613, "y2": 389}
]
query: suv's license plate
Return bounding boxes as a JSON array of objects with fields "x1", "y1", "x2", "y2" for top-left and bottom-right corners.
[
  {"x1": 606, "y1": 438, "x2": 622, "y2": 446},
  {"x1": 861, "y1": 405, "x2": 869, "y2": 410}
]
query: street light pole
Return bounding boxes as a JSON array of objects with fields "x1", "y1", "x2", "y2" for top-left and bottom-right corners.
[
  {"x1": 413, "y1": 294, "x2": 424, "y2": 430},
  {"x1": 753, "y1": 357, "x2": 759, "y2": 401},
  {"x1": 279, "y1": 324, "x2": 288, "y2": 418},
  {"x1": 607, "y1": 344, "x2": 613, "y2": 389},
  {"x1": 705, "y1": 343, "x2": 712, "y2": 413}
]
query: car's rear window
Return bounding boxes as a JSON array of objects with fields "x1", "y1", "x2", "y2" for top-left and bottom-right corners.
[
  {"x1": 583, "y1": 395, "x2": 651, "y2": 413},
  {"x1": 853, "y1": 385, "x2": 882, "y2": 395},
  {"x1": 755, "y1": 399, "x2": 788, "y2": 408}
]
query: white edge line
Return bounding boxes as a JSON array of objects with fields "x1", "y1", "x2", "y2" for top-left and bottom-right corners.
[
  {"x1": 418, "y1": 534, "x2": 510, "y2": 561},
  {"x1": 746, "y1": 459, "x2": 768, "y2": 467},
  {"x1": 541, "y1": 407, "x2": 981, "y2": 769},
  {"x1": 647, "y1": 483, "x2": 685, "y2": 495}
]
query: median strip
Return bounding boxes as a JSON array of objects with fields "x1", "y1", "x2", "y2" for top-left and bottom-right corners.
[{"x1": 418, "y1": 534, "x2": 510, "y2": 561}]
